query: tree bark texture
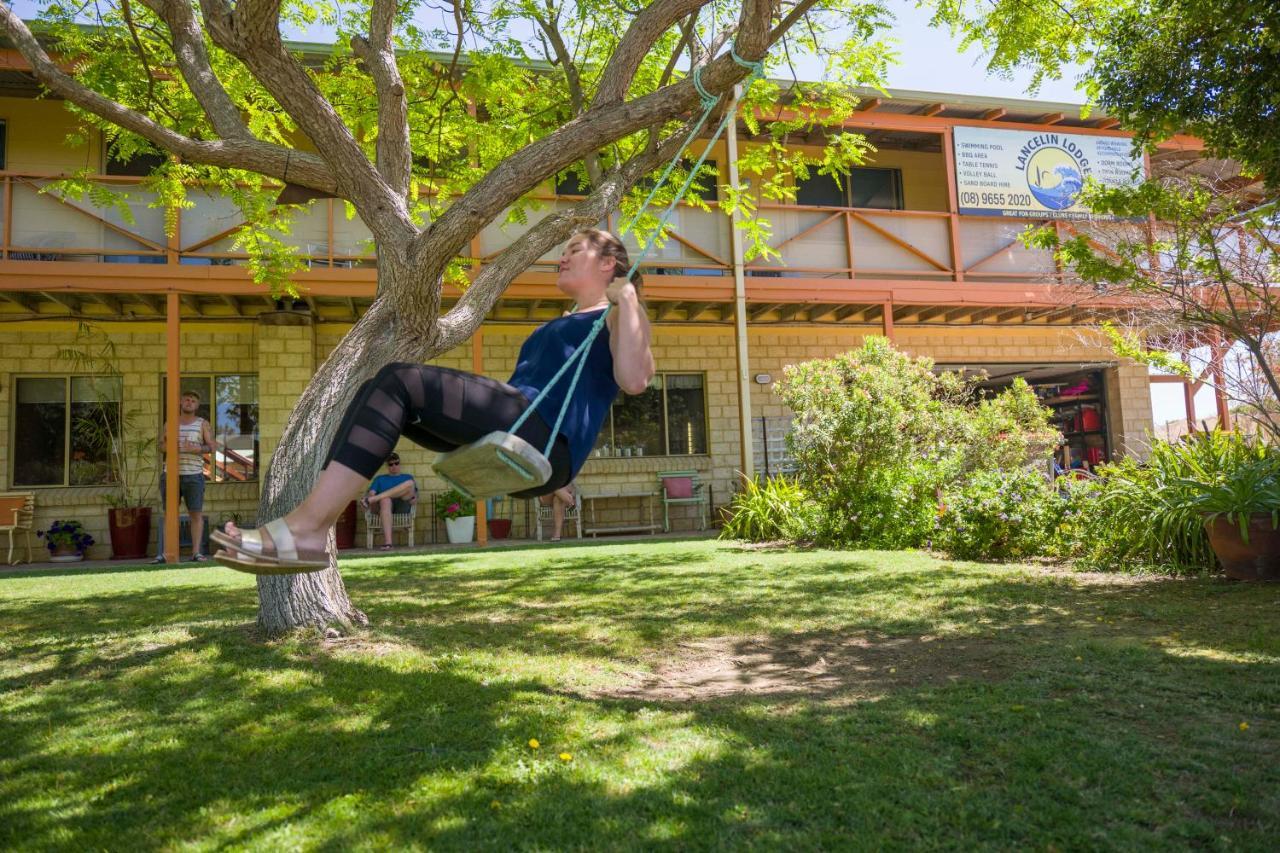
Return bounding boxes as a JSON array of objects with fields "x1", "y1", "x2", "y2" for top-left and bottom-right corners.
[{"x1": 254, "y1": 275, "x2": 439, "y2": 636}]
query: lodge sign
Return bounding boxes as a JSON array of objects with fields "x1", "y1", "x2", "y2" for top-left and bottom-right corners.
[{"x1": 952, "y1": 127, "x2": 1143, "y2": 220}]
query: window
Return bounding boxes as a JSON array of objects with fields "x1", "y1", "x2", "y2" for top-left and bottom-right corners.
[
  {"x1": 555, "y1": 170, "x2": 590, "y2": 196},
  {"x1": 105, "y1": 148, "x2": 166, "y2": 177},
  {"x1": 12, "y1": 376, "x2": 121, "y2": 486},
  {"x1": 795, "y1": 166, "x2": 904, "y2": 210},
  {"x1": 594, "y1": 373, "x2": 708, "y2": 457},
  {"x1": 637, "y1": 158, "x2": 719, "y2": 203},
  {"x1": 159, "y1": 374, "x2": 259, "y2": 482}
]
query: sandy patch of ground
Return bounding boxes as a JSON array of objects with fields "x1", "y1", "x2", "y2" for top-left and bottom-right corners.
[{"x1": 596, "y1": 631, "x2": 1011, "y2": 702}]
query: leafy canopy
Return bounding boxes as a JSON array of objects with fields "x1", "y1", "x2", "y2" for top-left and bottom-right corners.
[{"x1": 29, "y1": 0, "x2": 898, "y2": 287}]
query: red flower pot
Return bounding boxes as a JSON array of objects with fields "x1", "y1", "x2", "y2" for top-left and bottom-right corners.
[
  {"x1": 487, "y1": 518, "x2": 512, "y2": 540},
  {"x1": 335, "y1": 501, "x2": 358, "y2": 550},
  {"x1": 1205, "y1": 515, "x2": 1280, "y2": 581},
  {"x1": 108, "y1": 507, "x2": 152, "y2": 560}
]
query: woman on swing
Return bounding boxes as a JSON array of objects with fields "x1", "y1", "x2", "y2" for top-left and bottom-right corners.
[{"x1": 213, "y1": 229, "x2": 654, "y2": 572}]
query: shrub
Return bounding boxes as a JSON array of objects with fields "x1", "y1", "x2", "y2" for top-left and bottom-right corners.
[
  {"x1": 719, "y1": 476, "x2": 811, "y2": 542},
  {"x1": 1055, "y1": 431, "x2": 1278, "y2": 574},
  {"x1": 935, "y1": 468, "x2": 1059, "y2": 561},
  {"x1": 776, "y1": 337, "x2": 1058, "y2": 549},
  {"x1": 36, "y1": 520, "x2": 95, "y2": 554}
]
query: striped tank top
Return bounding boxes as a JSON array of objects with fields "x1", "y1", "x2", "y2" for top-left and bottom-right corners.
[{"x1": 177, "y1": 419, "x2": 205, "y2": 475}]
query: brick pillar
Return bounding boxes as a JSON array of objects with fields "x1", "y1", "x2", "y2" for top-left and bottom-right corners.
[
  {"x1": 257, "y1": 311, "x2": 316, "y2": 492},
  {"x1": 1105, "y1": 361, "x2": 1156, "y2": 460}
]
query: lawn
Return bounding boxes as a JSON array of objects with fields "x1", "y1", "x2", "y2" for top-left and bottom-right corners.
[{"x1": 1, "y1": 540, "x2": 1277, "y2": 850}]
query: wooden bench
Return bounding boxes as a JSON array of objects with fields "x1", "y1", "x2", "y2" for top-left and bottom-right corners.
[
  {"x1": 579, "y1": 487, "x2": 661, "y2": 537},
  {"x1": 0, "y1": 492, "x2": 35, "y2": 565}
]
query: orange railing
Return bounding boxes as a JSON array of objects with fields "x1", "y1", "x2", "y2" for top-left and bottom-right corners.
[{"x1": 0, "y1": 171, "x2": 1076, "y2": 282}]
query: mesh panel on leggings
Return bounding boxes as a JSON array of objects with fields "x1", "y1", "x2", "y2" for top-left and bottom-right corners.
[{"x1": 323, "y1": 362, "x2": 574, "y2": 497}]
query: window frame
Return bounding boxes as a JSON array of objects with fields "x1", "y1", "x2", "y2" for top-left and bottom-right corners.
[
  {"x1": 9, "y1": 373, "x2": 123, "y2": 488},
  {"x1": 594, "y1": 371, "x2": 710, "y2": 458},
  {"x1": 158, "y1": 372, "x2": 260, "y2": 483},
  {"x1": 794, "y1": 166, "x2": 905, "y2": 210}
]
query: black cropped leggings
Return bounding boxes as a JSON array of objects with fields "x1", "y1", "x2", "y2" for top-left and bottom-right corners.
[{"x1": 323, "y1": 363, "x2": 573, "y2": 498}]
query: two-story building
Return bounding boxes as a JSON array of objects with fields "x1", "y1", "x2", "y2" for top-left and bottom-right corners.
[{"x1": 0, "y1": 51, "x2": 1216, "y2": 555}]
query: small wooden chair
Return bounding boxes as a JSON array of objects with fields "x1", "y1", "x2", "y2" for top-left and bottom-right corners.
[
  {"x1": 364, "y1": 500, "x2": 417, "y2": 548},
  {"x1": 657, "y1": 471, "x2": 708, "y2": 532},
  {"x1": 536, "y1": 491, "x2": 583, "y2": 541},
  {"x1": 0, "y1": 492, "x2": 36, "y2": 565}
]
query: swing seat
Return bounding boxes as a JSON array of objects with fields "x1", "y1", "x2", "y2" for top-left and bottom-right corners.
[{"x1": 432, "y1": 431, "x2": 552, "y2": 499}]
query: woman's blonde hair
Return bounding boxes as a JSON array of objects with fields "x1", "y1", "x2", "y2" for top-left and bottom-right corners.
[{"x1": 575, "y1": 228, "x2": 644, "y2": 292}]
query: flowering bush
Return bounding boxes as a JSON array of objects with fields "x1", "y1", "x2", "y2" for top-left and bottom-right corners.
[
  {"x1": 434, "y1": 489, "x2": 476, "y2": 520},
  {"x1": 36, "y1": 520, "x2": 96, "y2": 554},
  {"x1": 772, "y1": 337, "x2": 1058, "y2": 550},
  {"x1": 934, "y1": 468, "x2": 1059, "y2": 561}
]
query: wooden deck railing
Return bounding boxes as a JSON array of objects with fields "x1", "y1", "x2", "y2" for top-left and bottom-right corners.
[{"x1": 0, "y1": 171, "x2": 1079, "y2": 282}]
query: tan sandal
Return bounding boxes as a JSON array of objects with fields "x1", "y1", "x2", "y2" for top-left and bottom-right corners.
[{"x1": 211, "y1": 519, "x2": 328, "y2": 574}]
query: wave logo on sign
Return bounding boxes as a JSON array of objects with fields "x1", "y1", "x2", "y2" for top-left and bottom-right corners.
[{"x1": 1017, "y1": 135, "x2": 1089, "y2": 211}]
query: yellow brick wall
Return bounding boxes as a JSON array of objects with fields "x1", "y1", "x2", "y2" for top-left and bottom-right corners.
[
  {"x1": 256, "y1": 318, "x2": 316, "y2": 477},
  {"x1": 2, "y1": 317, "x2": 1159, "y2": 554},
  {"x1": 1, "y1": 321, "x2": 260, "y2": 559}
]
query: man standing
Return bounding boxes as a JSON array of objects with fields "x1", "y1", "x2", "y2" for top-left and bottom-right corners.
[
  {"x1": 362, "y1": 453, "x2": 417, "y2": 550},
  {"x1": 155, "y1": 390, "x2": 215, "y2": 562}
]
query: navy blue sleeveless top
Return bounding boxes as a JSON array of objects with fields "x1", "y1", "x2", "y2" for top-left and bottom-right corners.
[{"x1": 509, "y1": 309, "x2": 619, "y2": 475}]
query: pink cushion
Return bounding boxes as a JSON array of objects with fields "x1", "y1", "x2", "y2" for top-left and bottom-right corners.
[{"x1": 663, "y1": 477, "x2": 694, "y2": 499}]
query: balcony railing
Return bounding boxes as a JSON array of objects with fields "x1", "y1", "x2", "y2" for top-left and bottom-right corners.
[{"x1": 0, "y1": 172, "x2": 1068, "y2": 282}]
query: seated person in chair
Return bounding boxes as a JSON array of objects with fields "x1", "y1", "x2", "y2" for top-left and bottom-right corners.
[
  {"x1": 539, "y1": 483, "x2": 576, "y2": 542},
  {"x1": 362, "y1": 453, "x2": 417, "y2": 550}
]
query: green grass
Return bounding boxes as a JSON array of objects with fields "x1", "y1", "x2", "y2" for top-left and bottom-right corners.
[{"x1": 1, "y1": 540, "x2": 1277, "y2": 851}]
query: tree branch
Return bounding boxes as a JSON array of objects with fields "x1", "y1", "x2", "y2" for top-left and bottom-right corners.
[
  {"x1": 435, "y1": 120, "x2": 699, "y2": 350},
  {"x1": 419, "y1": 0, "x2": 777, "y2": 280},
  {"x1": 140, "y1": 0, "x2": 250, "y2": 140},
  {"x1": 351, "y1": 0, "x2": 411, "y2": 197},
  {"x1": 197, "y1": 0, "x2": 414, "y2": 245},
  {"x1": 0, "y1": 3, "x2": 337, "y2": 190},
  {"x1": 591, "y1": 0, "x2": 707, "y2": 108}
]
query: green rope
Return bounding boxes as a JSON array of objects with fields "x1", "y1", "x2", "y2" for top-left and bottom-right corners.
[{"x1": 509, "y1": 49, "x2": 767, "y2": 458}]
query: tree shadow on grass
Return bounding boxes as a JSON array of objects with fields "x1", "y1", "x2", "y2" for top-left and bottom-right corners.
[{"x1": 2, "y1": 548, "x2": 1277, "y2": 849}]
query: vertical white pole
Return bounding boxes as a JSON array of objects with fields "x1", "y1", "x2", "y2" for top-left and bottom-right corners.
[{"x1": 725, "y1": 86, "x2": 755, "y2": 482}]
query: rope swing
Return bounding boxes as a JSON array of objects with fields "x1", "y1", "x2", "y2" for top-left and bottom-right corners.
[{"x1": 433, "y1": 49, "x2": 766, "y2": 499}]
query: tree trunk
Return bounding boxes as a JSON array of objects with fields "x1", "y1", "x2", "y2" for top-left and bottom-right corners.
[{"x1": 254, "y1": 282, "x2": 439, "y2": 636}]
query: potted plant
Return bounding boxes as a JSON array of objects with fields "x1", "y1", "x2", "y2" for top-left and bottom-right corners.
[
  {"x1": 58, "y1": 324, "x2": 156, "y2": 559},
  {"x1": 1176, "y1": 432, "x2": 1280, "y2": 580},
  {"x1": 436, "y1": 489, "x2": 476, "y2": 544},
  {"x1": 37, "y1": 520, "x2": 96, "y2": 562},
  {"x1": 486, "y1": 497, "x2": 513, "y2": 540}
]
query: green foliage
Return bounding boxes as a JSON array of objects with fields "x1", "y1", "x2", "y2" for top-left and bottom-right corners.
[
  {"x1": 776, "y1": 337, "x2": 1059, "y2": 549},
  {"x1": 935, "y1": 468, "x2": 1060, "y2": 561},
  {"x1": 27, "y1": 1, "x2": 902, "y2": 287},
  {"x1": 718, "y1": 475, "x2": 811, "y2": 542},
  {"x1": 1057, "y1": 431, "x2": 1279, "y2": 573},
  {"x1": 435, "y1": 489, "x2": 476, "y2": 520},
  {"x1": 1091, "y1": 0, "x2": 1280, "y2": 189},
  {"x1": 1026, "y1": 178, "x2": 1280, "y2": 442},
  {"x1": 933, "y1": 0, "x2": 1280, "y2": 188}
]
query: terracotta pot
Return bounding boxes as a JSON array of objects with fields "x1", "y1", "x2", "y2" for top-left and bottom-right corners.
[
  {"x1": 334, "y1": 501, "x2": 358, "y2": 550},
  {"x1": 1205, "y1": 515, "x2": 1280, "y2": 581},
  {"x1": 487, "y1": 518, "x2": 512, "y2": 540},
  {"x1": 108, "y1": 506, "x2": 152, "y2": 560}
]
